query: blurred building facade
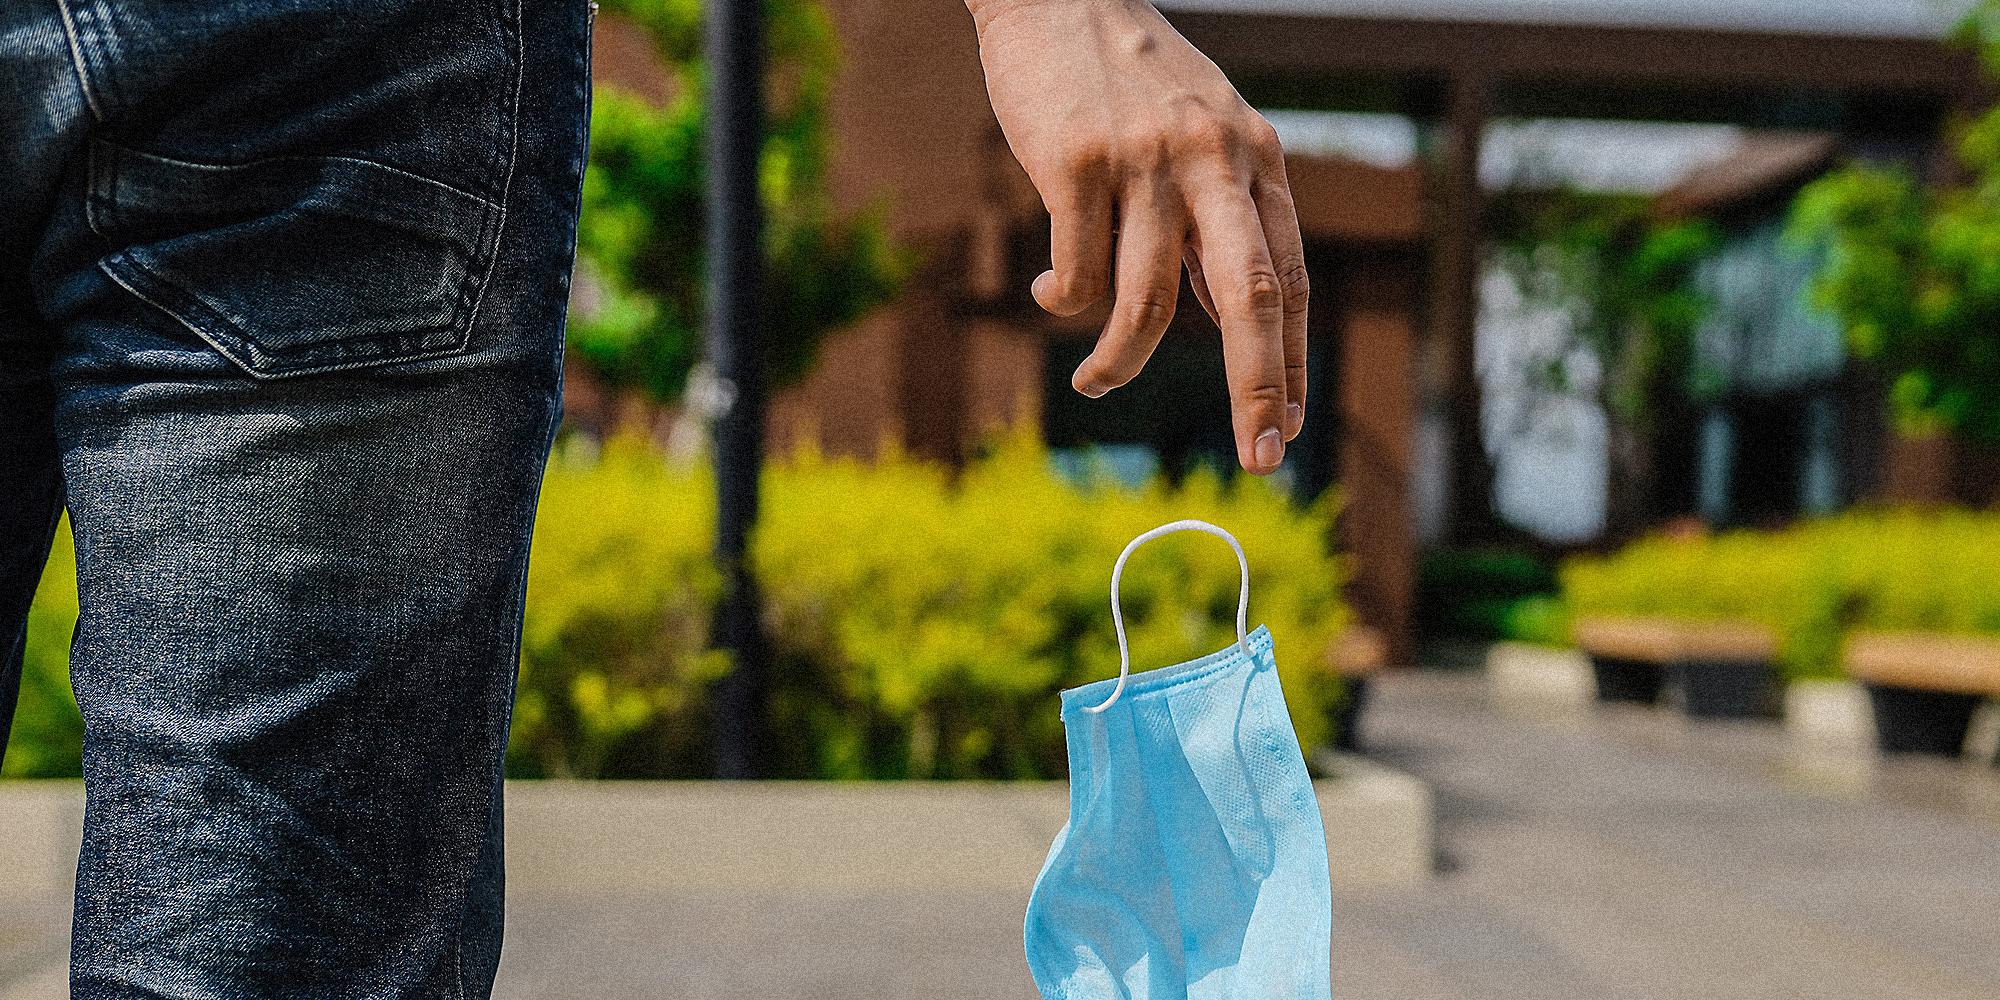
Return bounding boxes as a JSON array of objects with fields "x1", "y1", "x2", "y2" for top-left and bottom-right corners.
[{"x1": 578, "y1": 0, "x2": 1986, "y2": 663}]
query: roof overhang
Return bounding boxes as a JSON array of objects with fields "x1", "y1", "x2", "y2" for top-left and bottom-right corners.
[
  {"x1": 1159, "y1": 2, "x2": 1985, "y2": 95},
  {"x1": 1156, "y1": 0, "x2": 1973, "y2": 39}
]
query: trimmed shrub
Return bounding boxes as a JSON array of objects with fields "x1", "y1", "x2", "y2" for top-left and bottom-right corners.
[
  {"x1": 8, "y1": 434, "x2": 1352, "y2": 782},
  {"x1": 1416, "y1": 549, "x2": 1558, "y2": 642},
  {"x1": 1560, "y1": 508, "x2": 2000, "y2": 680},
  {"x1": 1501, "y1": 594, "x2": 1572, "y2": 649},
  {"x1": 514, "y1": 427, "x2": 1350, "y2": 779},
  {"x1": 753, "y1": 429, "x2": 1349, "y2": 780},
  {"x1": 508, "y1": 435, "x2": 728, "y2": 779},
  {"x1": 3, "y1": 517, "x2": 82, "y2": 779}
]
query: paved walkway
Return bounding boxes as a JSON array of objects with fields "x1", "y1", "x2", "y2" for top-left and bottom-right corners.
[
  {"x1": 491, "y1": 673, "x2": 2000, "y2": 1000},
  {"x1": 1330, "y1": 671, "x2": 2000, "y2": 1000},
  {"x1": 9, "y1": 670, "x2": 2000, "y2": 999}
]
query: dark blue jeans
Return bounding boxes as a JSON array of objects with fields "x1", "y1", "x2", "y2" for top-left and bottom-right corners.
[{"x1": 0, "y1": 1, "x2": 591, "y2": 996}]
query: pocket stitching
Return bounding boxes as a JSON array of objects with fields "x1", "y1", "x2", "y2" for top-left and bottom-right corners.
[
  {"x1": 459, "y1": 0, "x2": 526, "y2": 341},
  {"x1": 91, "y1": 144, "x2": 506, "y2": 378},
  {"x1": 97, "y1": 261, "x2": 484, "y2": 381},
  {"x1": 88, "y1": 140, "x2": 504, "y2": 214},
  {"x1": 80, "y1": 0, "x2": 525, "y2": 380}
]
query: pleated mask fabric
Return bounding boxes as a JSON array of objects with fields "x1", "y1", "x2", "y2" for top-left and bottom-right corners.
[{"x1": 1023, "y1": 521, "x2": 1332, "y2": 1000}]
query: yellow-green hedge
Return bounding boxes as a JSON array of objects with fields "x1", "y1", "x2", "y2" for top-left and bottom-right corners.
[
  {"x1": 516, "y1": 428, "x2": 1350, "y2": 778},
  {"x1": 7, "y1": 431, "x2": 1350, "y2": 781},
  {"x1": 2, "y1": 518, "x2": 81, "y2": 779},
  {"x1": 1560, "y1": 508, "x2": 2000, "y2": 680}
]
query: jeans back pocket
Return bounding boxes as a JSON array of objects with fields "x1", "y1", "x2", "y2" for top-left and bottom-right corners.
[{"x1": 89, "y1": 140, "x2": 506, "y2": 378}]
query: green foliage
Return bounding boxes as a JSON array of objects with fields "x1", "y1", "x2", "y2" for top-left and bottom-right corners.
[
  {"x1": 1501, "y1": 595, "x2": 1572, "y2": 648},
  {"x1": 509, "y1": 436, "x2": 730, "y2": 778},
  {"x1": 1957, "y1": 0, "x2": 2000, "y2": 78},
  {"x1": 1801, "y1": 509, "x2": 2000, "y2": 637},
  {"x1": 511, "y1": 428, "x2": 1351, "y2": 779},
  {"x1": 10, "y1": 439, "x2": 1350, "y2": 782},
  {"x1": 3, "y1": 518, "x2": 82, "y2": 779},
  {"x1": 1785, "y1": 157, "x2": 1999, "y2": 441},
  {"x1": 569, "y1": 0, "x2": 911, "y2": 401},
  {"x1": 1560, "y1": 508, "x2": 2000, "y2": 681},
  {"x1": 1489, "y1": 189, "x2": 1722, "y2": 419},
  {"x1": 1416, "y1": 549, "x2": 1557, "y2": 642},
  {"x1": 1786, "y1": 2, "x2": 2000, "y2": 444},
  {"x1": 1562, "y1": 527, "x2": 1839, "y2": 680}
]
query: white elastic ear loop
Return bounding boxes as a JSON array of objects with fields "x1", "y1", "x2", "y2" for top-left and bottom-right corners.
[{"x1": 1085, "y1": 519, "x2": 1251, "y2": 714}]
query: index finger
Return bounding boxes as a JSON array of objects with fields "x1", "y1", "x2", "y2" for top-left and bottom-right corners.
[
  {"x1": 1253, "y1": 170, "x2": 1309, "y2": 441},
  {"x1": 1188, "y1": 183, "x2": 1289, "y2": 476}
]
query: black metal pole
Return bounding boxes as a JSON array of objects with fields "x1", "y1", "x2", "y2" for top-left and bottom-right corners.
[{"x1": 707, "y1": 0, "x2": 769, "y2": 779}]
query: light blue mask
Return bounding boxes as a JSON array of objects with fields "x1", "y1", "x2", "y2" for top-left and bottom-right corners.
[{"x1": 1024, "y1": 520, "x2": 1332, "y2": 1000}]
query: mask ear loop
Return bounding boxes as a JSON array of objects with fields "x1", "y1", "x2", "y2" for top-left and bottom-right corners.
[{"x1": 1085, "y1": 519, "x2": 1251, "y2": 714}]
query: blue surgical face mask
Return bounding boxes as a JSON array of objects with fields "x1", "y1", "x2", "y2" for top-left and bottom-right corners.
[{"x1": 1023, "y1": 520, "x2": 1332, "y2": 1000}]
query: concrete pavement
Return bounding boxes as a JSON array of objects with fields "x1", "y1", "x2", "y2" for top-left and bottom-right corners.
[
  {"x1": 0, "y1": 766, "x2": 1426, "y2": 999},
  {"x1": 1328, "y1": 670, "x2": 2000, "y2": 1000},
  {"x1": 10, "y1": 668, "x2": 2000, "y2": 998}
]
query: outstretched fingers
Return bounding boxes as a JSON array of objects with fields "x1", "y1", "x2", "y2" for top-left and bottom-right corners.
[
  {"x1": 1253, "y1": 172, "x2": 1309, "y2": 440},
  {"x1": 1073, "y1": 191, "x2": 1185, "y2": 398},
  {"x1": 1033, "y1": 167, "x2": 1115, "y2": 317},
  {"x1": 1191, "y1": 182, "x2": 1290, "y2": 475}
]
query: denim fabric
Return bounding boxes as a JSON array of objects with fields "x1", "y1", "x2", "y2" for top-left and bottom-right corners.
[{"x1": 0, "y1": 1, "x2": 592, "y2": 997}]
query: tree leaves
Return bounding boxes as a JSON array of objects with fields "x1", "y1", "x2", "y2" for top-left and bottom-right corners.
[
  {"x1": 1488, "y1": 188, "x2": 1721, "y2": 420},
  {"x1": 570, "y1": 0, "x2": 912, "y2": 403},
  {"x1": 1785, "y1": 1, "x2": 2000, "y2": 445}
]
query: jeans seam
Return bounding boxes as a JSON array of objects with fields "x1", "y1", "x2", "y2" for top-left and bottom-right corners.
[
  {"x1": 89, "y1": 139, "x2": 506, "y2": 215},
  {"x1": 462, "y1": 0, "x2": 526, "y2": 336},
  {"x1": 83, "y1": 140, "x2": 107, "y2": 238},
  {"x1": 53, "y1": 0, "x2": 104, "y2": 121},
  {"x1": 96, "y1": 258, "x2": 481, "y2": 379}
]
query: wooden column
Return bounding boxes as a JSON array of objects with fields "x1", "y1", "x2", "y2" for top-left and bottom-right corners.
[
  {"x1": 1435, "y1": 70, "x2": 1498, "y2": 544},
  {"x1": 1340, "y1": 253, "x2": 1419, "y2": 667}
]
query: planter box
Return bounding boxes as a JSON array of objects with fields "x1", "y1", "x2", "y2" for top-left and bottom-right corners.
[
  {"x1": 1308, "y1": 750, "x2": 1435, "y2": 886},
  {"x1": 1782, "y1": 679, "x2": 1878, "y2": 794},
  {"x1": 1866, "y1": 685, "x2": 1982, "y2": 755},
  {"x1": 1572, "y1": 615, "x2": 1778, "y2": 717},
  {"x1": 1843, "y1": 632, "x2": 2000, "y2": 756},
  {"x1": 0, "y1": 781, "x2": 84, "y2": 906},
  {"x1": 0, "y1": 772, "x2": 1432, "y2": 999},
  {"x1": 1673, "y1": 621, "x2": 1780, "y2": 720},
  {"x1": 1572, "y1": 615, "x2": 1677, "y2": 705},
  {"x1": 1327, "y1": 625, "x2": 1389, "y2": 753},
  {"x1": 1784, "y1": 679, "x2": 1875, "y2": 752}
]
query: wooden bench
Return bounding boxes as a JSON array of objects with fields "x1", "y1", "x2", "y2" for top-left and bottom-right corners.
[
  {"x1": 1326, "y1": 625, "x2": 1388, "y2": 752},
  {"x1": 1843, "y1": 632, "x2": 2000, "y2": 755},
  {"x1": 1571, "y1": 614, "x2": 1779, "y2": 717},
  {"x1": 1844, "y1": 632, "x2": 2000, "y2": 696}
]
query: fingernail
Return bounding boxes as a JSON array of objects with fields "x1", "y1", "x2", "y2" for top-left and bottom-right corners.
[
  {"x1": 1078, "y1": 383, "x2": 1108, "y2": 399},
  {"x1": 1285, "y1": 403, "x2": 1303, "y2": 434},
  {"x1": 1255, "y1": 429, "x2": 1284, "y2": 470}
]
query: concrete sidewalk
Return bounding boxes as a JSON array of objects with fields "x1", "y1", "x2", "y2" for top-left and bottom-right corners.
[
  {"x1": 22, "y1": 669, "x2": 1997, "y2": 999},
  {"x1": 0, "y1": 771, "x2": 1428, "y2": 999},
  {"x1": 1329, "y1": 670, "x2": 2000, "y2": 1000}
]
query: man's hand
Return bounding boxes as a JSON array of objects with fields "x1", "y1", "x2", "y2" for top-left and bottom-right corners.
[{"x1": 967, "y1": 0, "x2": 1306, "y2": 475}]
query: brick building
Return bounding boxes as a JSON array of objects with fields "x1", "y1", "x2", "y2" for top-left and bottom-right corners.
[{"x1": 581, "y1": 0, "x2": 1984, "y2": 665}]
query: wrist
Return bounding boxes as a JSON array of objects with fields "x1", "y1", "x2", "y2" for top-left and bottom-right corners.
[{"x1": 965, "y1": 0, "x2": 1149, "y2": 36}]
